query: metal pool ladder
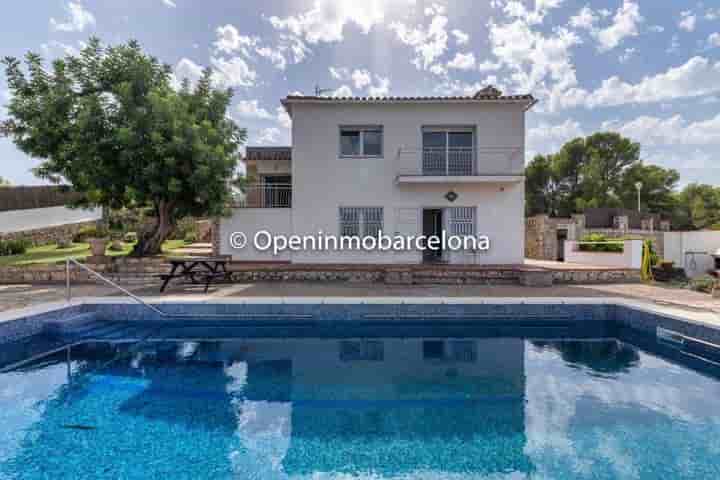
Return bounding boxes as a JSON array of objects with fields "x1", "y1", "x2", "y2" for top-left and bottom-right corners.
[{"x1": 64, "y1": 258, "x2": 311, "y2": 319}]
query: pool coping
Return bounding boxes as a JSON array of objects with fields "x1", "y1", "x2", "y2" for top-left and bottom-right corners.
[{"x1": 2, "y1": 296, "x2": 719, "y2": 333}]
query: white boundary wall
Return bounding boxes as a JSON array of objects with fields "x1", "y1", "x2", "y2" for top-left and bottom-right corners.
[
  {"x1": 564, "y1": 240, "x2": 643, "y2": 269},
  {"x1": 664, "y1": 231, "x2": 720, "y2": 278},
  {"x1": 0, "y1": 206, "x2": 102, "y2": 234}
]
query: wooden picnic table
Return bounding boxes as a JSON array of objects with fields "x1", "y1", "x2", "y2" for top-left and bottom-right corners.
[{"x1": 159, "y1": 257, "x2": 230, "y2": 293}]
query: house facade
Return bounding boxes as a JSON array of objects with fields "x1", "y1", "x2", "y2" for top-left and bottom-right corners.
[{"x1": 220, "y1": 86, "x2": 535, "y2": 265}]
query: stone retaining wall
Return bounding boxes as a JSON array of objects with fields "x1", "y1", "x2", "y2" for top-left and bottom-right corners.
[
  {"x1": 0, "y1": 257, "x2": 641, "y2": 286},
  {"x1": 0, "y1": 220, "x2": 99, "y2": 247},
  {"x1": 0, "y1": 257, "x2": 170, "y2": 284}
]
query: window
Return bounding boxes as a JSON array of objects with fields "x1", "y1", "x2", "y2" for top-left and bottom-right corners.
[
  {"x1": 449, "y1": 207, "x2": 476, "y2": 236},
  {"x1": 340, "y1": 127, "x2": 383, "y2": 157},
  {"x1": 339, "y1": 207, "x2": 383, "y2": 237},
  {"x1": 422, "y1": 128, "x2": 474, "y2": 175},
  {"x1": 340, "y1": 340, "x2": 384, "y2": 361}
]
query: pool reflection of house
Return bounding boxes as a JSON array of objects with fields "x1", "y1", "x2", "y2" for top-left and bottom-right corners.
[{"x1": 213, "y1": 337, "x2": 531, "y2": 477}]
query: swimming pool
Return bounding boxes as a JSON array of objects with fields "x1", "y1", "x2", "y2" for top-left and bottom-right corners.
[{"x1": 1, "y1": 301, "x2": 719, "y2": 479}]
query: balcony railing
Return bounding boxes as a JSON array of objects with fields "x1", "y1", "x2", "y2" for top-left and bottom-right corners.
[
  {"x1": 234, "y1": 184, "x2": 292, "y2": 208},
  {"x1": 421, "y1": 146, "x2": 475, "y2": 176}
]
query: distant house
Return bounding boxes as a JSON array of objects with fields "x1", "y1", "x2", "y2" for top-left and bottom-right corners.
[
  {"x1": 0, "y1": 186, "x2": 101, "y2": 245},
  {"x1": 219, "y1": 86, "x2": 536, "y2": 264}
]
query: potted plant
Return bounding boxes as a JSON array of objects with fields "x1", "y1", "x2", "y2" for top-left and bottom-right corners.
[{"x1": 88, "y1": 226, "x2": 110, "y2": 256}]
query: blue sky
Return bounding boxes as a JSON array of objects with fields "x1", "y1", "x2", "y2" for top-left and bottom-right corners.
[{"x1": 1, "y1": 0, "x2": 719, "y2": 186}]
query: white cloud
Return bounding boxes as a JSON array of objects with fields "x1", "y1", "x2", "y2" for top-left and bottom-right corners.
[
  {"x1": 256, "y1": 47, "x2": 287, "y2": 70},
  {"x1": 170, "y1": 58, "x2": 205, "y2": 89},
  {"x1": 268, "y1": 0, "x2": 402, "y2": 44},
  {"x1": 527, "y1": 119, "x2": 585, "y2": 159},
  {"x1": 477, "y1": 60, "x2": 502, "y2": 72},
  {"x1": 451, "y1": 29, "x2": 469, "y2": 45},
  {"x1": 648, "y1": 25, "x2": 664, "y2": 33},
  {"x1": 50, "y1": 1, "x2": 95, "y2": 32},
  {"x1": 389, "y1": 10, "x2": 448, "y2": 71},
  {"x1": 447, "y1": 52, "x2": 476, "y2": 70},
  {"x1": 214, "y1": 25, "x2": 258, "y2": 55},
  {"x1": 327, "y1": 67, "x2": 390, "y2": 96},
  {"x1": 618, "y1": 47, "x2": 635, "y2": 63},
  {"x1": 256, "y1": 127, "x2": 281, "y2": 145},
  {"x1": 162, "y1": 0, "x2": 177, "y2": 7},
  {"x1": 706, "y1": 8, "x2": 720, "y2": 21},
  {"x1": 332, "y1": 85, "x2": 353, "y2": 97},
  {"x1": 276, "y1": 107, "x2": 292, "y2": 129},
  {"x1": 678, "y1": 11, "x2": 696, "y2": 32},
  {"x1": 41, "y1": 41, "x2": 80, "y2": 59},
  {"x1": 556, "y1": 57, "x2": 720, "y2": 110},
  {"x1": 210, "y1": 56, "x2": 257, "y2": 88},
  {"x1": 497, "y1": 0, "x2": 566, "y2": 26},
  {"x1": 593, "y1": 0, "x2": 643, "y2": 52},
  {"x1": 590, "y1": 56, "x2": 720, "y2": 107},
  {"x1": 569, "y1": 6, "x2": 597, "y2": 30},
  {"x1": 667, "y1": 34, "x2": 680, "y2": 53},
  {"x1": 351, "y1": 69, "x2": 372, "y2": 89},
  {"x1": 489, "y1": 17, "x2": 581, "y2": 96},
  {"x1": 236, "y1": 100, "x2": 273, "y2": 120},
  {"x1": 708, "y1": 33, "x2": 720, "y2": 48},
  {"x1": 329, "y1": 66, "x2": 348, "y2": 80},
  {"x1": 368, "y1": 76, "x2": 390, "y2": 97},
  {"x1": 603, "y1": 114, "x2": 720, "y2": 146}
]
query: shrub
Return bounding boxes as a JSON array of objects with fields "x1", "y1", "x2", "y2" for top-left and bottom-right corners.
[
  {"x1": 0, "y1": 238, "x2": 30, "y2": 256},
  {"x1": 689, "y1": 275, "x2": 717, "y2": 294},
  {"x1": 123, "y1": 232, "x2": 138, "y2": 243},
  {"x1": 577, "y1": 234, "x2": 623, "y2": 252},
  {"x1": 108, "y1": 240, "x2": 125, "y2": 252},
  {"x1": 172, "y1": 217, "x2": 199, "y2": 241},
  {"x1": 73, "y1": 225, "x2": 109, "y2": 242},
  {"x1": 184, "y1": 232, "x2": 198, "y2": 243}
]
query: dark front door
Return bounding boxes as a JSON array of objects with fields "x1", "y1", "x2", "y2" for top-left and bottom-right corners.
[
  {"x1": 422, "y1": 209, "x2": 443, "y2": 263},
  {"x1": 557, "y1": 229, "x2": 568, "y2": 261}
]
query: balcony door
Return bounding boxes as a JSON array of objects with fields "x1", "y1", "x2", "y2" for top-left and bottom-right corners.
[
  {"x1": 422, "y1": 129, "x2": 474, "y2": 175},
  {"x1": 262, "y1": 175, "x2": 291, "y2": 207}
]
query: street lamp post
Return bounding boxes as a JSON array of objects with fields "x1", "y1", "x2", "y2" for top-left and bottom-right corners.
[{"x1": 635, "y1": 181, "x2": 643, "y2": 212}]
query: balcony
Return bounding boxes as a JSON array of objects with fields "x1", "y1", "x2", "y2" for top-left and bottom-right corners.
[
  {"x1": 234, "y1": 183, "x2": 292, "y2": 208},
  {"x1": 422, "y1": 146, "x2": 475, "y2": 176},
  {"x1": 396, "y1": 146, "x2": 525, "y2": 184}
]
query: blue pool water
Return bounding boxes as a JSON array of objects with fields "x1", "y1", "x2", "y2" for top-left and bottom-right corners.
[{"x1": 1, "y1": 332, "x2": 720, "y2": 479}]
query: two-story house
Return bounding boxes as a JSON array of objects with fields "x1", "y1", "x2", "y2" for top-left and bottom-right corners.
[{"x1": 219, "y1": 86, "x2": 536, "y2": 265}]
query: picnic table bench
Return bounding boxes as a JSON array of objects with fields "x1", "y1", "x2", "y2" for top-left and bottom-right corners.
[{"x1": 159, "y1": 257, "x2": 231, "y2": 293}]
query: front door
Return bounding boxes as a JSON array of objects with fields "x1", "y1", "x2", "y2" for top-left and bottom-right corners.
[{"x1": 422, "y1": 209, "x2": 444, "y2": 263}]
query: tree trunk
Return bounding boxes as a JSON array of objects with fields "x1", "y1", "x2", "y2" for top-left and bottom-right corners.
[{"x1": 130, "y1": 201, "x2": 175, "y2": 257}]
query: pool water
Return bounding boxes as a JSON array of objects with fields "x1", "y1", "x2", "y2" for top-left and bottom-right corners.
[{"x1": 1, "y1": 335, "x2": 720, "y2": 479}]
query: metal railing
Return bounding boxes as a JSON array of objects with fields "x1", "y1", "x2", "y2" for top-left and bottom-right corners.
[
  {"x1": 64, "y1": 258, "x2": 310, "y2": 318},
  {"x1": 234, "y1": 183, "x2": 292, "y2": 208},
  {"x1": 422, "y1": 146, "x2": 474, "y2": 175}
]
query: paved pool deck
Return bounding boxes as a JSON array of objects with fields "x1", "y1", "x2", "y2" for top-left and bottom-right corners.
[{"x1": 1, "y1": 280, "x2": 719, "y2": 328}]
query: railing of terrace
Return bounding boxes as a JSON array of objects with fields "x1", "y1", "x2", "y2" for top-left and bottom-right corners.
[
  {"x1": 421, "y1": 146, "x2": 475, "y2": 176},
  {"x1": 234, "y1": 183, "x2": 292, "y2": 208}
]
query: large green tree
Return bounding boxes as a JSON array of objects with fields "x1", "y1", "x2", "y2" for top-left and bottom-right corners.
[
  {"x1": 1, "y1": 38, "x2": 245, "y2": 256},
  {"x1": 672, "y1": 183, "x2": 720, "y2": 230},
  {"x1": 526, "y1": 132, "x2": 682, "y2": 218},
  {"x1": 580, "y1": 132, "x2": 640, "y2": 208},
  {"x1": 616, "y1": 163, "x2": 679, "y2": 213}
]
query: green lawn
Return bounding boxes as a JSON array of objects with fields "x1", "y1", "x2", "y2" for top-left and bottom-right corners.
[{"x1": 0, "y1": 239, "x2": 188, "y2": 267}]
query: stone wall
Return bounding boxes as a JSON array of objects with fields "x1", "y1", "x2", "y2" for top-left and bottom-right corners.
[
  {"x1": 526, "y1": 213, "x2": 665, "y2": 261},
  {"x1": 0, "y1": 220, "x2": 99, "y2": 247},
  {"x1": 0, "y1": 256, "x2": 170, "y2": 284}
]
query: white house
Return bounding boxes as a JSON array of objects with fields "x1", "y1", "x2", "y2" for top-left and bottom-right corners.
[{"x1": 220, "y1": 86, "x2": 536, "y2": 265}]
